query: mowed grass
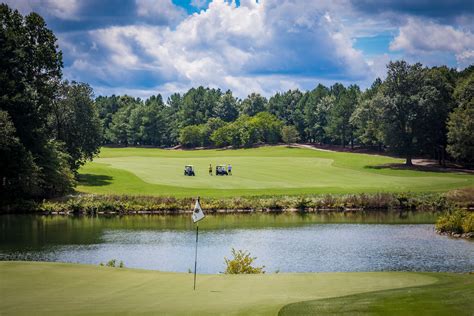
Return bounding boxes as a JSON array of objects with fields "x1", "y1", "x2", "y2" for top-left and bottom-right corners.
[
  {"x1": 279, "y1": 272, "x2": 474, "y2": 315},
  {"x1": 2, "y1": 261, "x2": 468, "y2": 316},
  {"x1": 77, "y1": 146, "x2": 473, "y2": 197}
]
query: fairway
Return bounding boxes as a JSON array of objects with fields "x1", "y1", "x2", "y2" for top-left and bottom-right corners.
[
  {"x1": 1, "y1": 261, "x2": 462, "y2": 315},
  {"x1": 77, "y1": 146, "x2": 473, "y2": 197}
]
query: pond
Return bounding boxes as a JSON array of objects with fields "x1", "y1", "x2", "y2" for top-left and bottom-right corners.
[{"x1": 1, "y1": 212, "x2": 473, "y2": 273}]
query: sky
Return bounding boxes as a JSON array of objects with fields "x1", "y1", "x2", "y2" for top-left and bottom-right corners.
[{"x1": 4, "y1": 0, "x2": 474, "y2": 99}]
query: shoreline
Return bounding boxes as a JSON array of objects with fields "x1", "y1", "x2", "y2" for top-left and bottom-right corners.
[{"x1": 2, "y1": 188, "x2": 473, "y2": 215}]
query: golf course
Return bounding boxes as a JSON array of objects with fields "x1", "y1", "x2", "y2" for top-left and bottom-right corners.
[
  {"x1": 77, "y1": 146, "x2": 473, "y2": 197},
  {"x1": 1, "y1": 261, "x2": 472, "y2": 315}
]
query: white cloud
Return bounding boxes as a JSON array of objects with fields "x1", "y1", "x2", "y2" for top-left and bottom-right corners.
[
  {"x1": 390, "y1": 18, "x2": 474, "y2": 69},
  {"x1": 190, "y1": 0, "x2": 208, "y2": 9},
  {"x1": 78, "y1": 0, "x2": 370, "y2": 97},
  {"x1": 135, "y1": 0, "x2": 186, "y2": 25}
]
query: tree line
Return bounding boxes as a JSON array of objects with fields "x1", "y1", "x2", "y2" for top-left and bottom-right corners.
[
  {"x1": 1, "y1": 4, "x2": 473, "y2": 201},
  {"x1": 97, "y1": 63, "x2": 473, "y2": 166}
]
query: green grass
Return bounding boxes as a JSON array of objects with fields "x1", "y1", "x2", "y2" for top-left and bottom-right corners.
[
  {"x1": 77, "y1": 146, "x2": 473, "y2": 197},
  {"x1": 279, "y1": 272, "x2": 474, "y2": 315},
  {"x1": 3, "y1": 261, "x2": 470, "y2": 315}
]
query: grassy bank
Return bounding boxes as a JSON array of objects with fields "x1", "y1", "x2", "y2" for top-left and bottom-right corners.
[
  {"x1": 14, "y1": 189, "x2": 471, "y2": 214},
  {"x1": 2, "y1": 261, "x2": 472, "y2": 315},
  {"x1": 77, "y1": 146, "x2": 473, "y2": 197}
]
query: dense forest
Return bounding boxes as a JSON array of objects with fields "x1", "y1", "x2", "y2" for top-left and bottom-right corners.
[{"x1": 1, "y1": 4, "x2": 473, "y2": 201}]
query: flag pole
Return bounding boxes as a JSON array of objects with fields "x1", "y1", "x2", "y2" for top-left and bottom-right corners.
[
  {"x1": 193, "y1": 222, "x2": 199, "y2": 290},
  {"x1": 193, "y1": 196, "x2": 200, "y2": 291}
]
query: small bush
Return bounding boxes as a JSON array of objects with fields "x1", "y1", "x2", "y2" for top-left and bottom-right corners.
[
  {"x1": 99, "y1": 259, "x2": 125, "y2": 268},
  {"x1": 224, "y1": 248, "x2": 265, "y2": 274},
  {"x1": 436, "y1": 209, "x2": 474, "y2": 234}
]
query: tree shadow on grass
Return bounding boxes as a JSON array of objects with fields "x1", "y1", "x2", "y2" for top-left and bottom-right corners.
[
  {"x1": 77, "y1": 174, "x2": 113, "y2": 187},
  {"x1": 364, "y1": 163, "x2": 473, "y2": 174}
]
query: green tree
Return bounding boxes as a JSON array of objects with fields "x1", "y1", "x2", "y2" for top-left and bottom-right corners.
[
  {"x1": 239, "y1": 93, "x2": 267, "y2": 116},
  {"x1": 163, "y1": 93, "x2": 182, "y2": 146},
  {"x1": 201, "y1": 118, "x2": 225, "y2": 146},
  {"x1": 267, "y1": 90, "x2": 303, "y2": 125},
  {"x1": 380, "y1": 61, "x2": 426, "y2": 165},
  {"x1": 179, "y1": 125, "x2": 204, "y2": 147},
  {"x1": 447, "y1": 104, "x2": 474, "y2": 164},
  {"x1": 178, "y1": 86, "x2": 221, "y2": 126},
  {"x1": 253, "y1": 112, "x2": 283, "y2": 144},
  {"x1": 0, "y1": 4, "x2": 77, "y2": 198},
  {"x1": 447, "y1": 72, "x2": 474, "y2": 164},
  {"x1": 326, "y1": 84, "x2": 359, "y2": 148},
  {"x1": 418, "y1": 67, "x2": 456, "y2": 165},
  {"x1": 50, "y1": 81, "x2": 102, "y2": 172},
  {"x1": 281, "y1": 125, "x2": 300, "y2": 144},
  {"x1": 0, "y1": 110, "x2": 40, "y2": 200},
  {"x1": 95, "y1": 95, "x2": 120, "y2": 143},
  {"x1": 216, "y1": 90, "x2": 238, "y2": 122},
  {"x1": 106, "y1": 96, "x2": 141, "y2": 145},
  {"x1": 211, "y1": 123, "x2": 236, "y2": 147},
  {"x1": 350, "y1": 79, "x2": 384, "y2": 149},
  {"x1": 303, "y1": 84, "x2": 331, "y2": 143}
]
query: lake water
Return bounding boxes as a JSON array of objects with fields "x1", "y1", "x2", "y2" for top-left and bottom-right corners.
[{"x1": 1, "y1": 212, "x2": 473, "y2": 273}]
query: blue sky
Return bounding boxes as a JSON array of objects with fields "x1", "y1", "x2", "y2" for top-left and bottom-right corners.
[{"x1": 5, "y1": 0, "x2": 474, "y2": 98}]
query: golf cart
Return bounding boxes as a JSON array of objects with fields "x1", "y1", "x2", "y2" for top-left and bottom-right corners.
[
  {"x1": 215, "y1": 165, "x2": 228, "y2": 176},
  {"x1": 184, "y1": 165, "x2": 195, "y2": 176}
]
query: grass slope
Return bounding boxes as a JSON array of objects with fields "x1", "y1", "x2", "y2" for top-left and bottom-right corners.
[
  {"x1": 0, "y1": 261, "x2": 444, "y2": 315},
  {"x1": 279, "y1": 273, "x2": 474, "y2": 315},
  {"x1": 77, "y1": 146, "x2": 473, "y2": 197}
]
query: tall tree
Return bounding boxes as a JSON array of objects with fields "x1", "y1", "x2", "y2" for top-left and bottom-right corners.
[
  {"x1": 267, "y1": 90, "x2": 303, "y2": 125},
  {"x1": 0, "y1": 4, "x2": 76, "y2": 197},
  {"x1": 447, "y1": 72, "x2": 474, "y2": 164},
  {"x1": 418, "y1": 66, "x2": 456, "y2": 165},
  {"x1": 326, "y1": 84, "x2": 359, "y2": 147},
  {"x1": 216, "y1": 90, "x2": 238, "y2": 122},
  {"x1": 303, "y1": 84, "x2": 330, "y2": 143},
  {"x1": 350, "y1": 79, "x2": 384, "y2": 149},
  {"x1": 50, "y1": 81, "x2": 102, "y2": 172},
  {"x1": 239, "y1": 93, "x2": 267, "y2": 116},
  {"x1": 380, "y1": 61, "x2": 426, "y2": 165}
]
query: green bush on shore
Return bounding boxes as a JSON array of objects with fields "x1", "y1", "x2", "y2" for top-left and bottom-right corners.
[
  {"x1": 436, "y1": 209, "x2": 474, "y2": 235},
  {"x1": 224, "y1": 249, "x2": 265, "y2": 274}
]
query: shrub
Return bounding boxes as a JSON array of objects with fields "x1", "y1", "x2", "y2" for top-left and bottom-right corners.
[
  {"x1": 281, "y1": 125, "x2": 300, "y2": 144},
  {"x1": 224, "y1": 248, "x2": 265, "y2": 274},
  {"x1": 99, "y1": 259, "x2": 125, "y2": 268},
  {"x1": 436, "y1": 209, "x2": 473, "y2": 234}
]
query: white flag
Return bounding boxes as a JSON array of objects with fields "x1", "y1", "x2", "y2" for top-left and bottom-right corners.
[{"x1": 192, "y1": 199, "x2": 205, "y2": 223}]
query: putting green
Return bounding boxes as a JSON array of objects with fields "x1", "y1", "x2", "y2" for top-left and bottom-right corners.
[
  {"x1": 77, "y1": 146, "x2": 473, "y2": 197},
  {"x1": 0, "y1": 261, "x2": 440, "y2": 315}
]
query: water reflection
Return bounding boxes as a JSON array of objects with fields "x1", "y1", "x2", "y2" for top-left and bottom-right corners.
[{"x1": 0, "y1": 213, "x2": 472, "y2": 273}]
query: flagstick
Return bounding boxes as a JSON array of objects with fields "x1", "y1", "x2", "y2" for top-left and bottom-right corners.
[{"x1": 193, "y1": 222, "x2": 199, "y2": 290}]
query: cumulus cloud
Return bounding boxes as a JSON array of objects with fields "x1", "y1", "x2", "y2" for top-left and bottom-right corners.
[
  {"x1": 8, "y1": 0, "x2": 471, "y2": 98},
  {"x1": 135, "y1": 0, "x2": 187, "y2": 25},
  {"x1": 66, "y1": 0, "x2": 369, "y2": 97},
  {"x1": 190, "y1": 0, "x2": 208, "y2": 9},
  {"x1": 390, "y1": 18, "x2": 474, "y2": 68}
]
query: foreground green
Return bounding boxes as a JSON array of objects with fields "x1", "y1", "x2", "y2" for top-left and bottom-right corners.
[
  {"x1": 280, "y1": 273, "x2": 474, "y2": 315},
  {"x1": 3, "y1": 261, "x2": 471, "y2": 315},
  {"x1": 77, "y1": 146, "x2": 473, "y2": 197}
]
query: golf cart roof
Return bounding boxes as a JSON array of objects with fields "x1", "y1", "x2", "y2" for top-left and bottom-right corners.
[
  {"x1": 185, "y1": 165, "x2": 193, "y2": 167},
  {"x1": 217, "y1": 165, "x2": 227, "y2": 167}
]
